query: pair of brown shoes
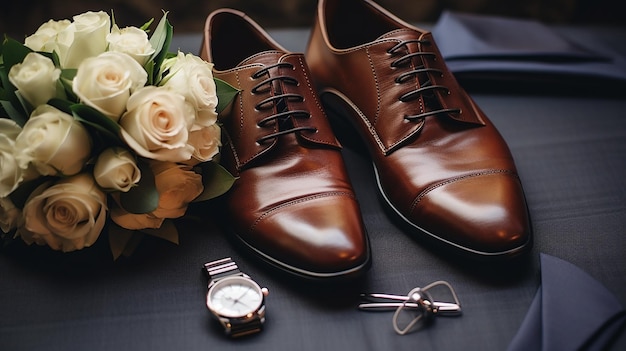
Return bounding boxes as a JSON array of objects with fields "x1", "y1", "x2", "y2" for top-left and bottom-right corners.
[{"x1": 200, "y1": 0, "x2": 532, "y2": 281}]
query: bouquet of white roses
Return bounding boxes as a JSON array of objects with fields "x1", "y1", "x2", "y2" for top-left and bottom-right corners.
[{"x1": 0, "y1": 11, "x2": 238, "y2": 258}]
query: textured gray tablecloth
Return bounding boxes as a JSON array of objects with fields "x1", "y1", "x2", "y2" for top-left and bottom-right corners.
[{"x1": 1, "y1": 25, "x2": 625, "y2": 351}]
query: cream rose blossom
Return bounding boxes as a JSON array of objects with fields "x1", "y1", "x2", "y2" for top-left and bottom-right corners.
[
  {"x1": 18, "y1": 173, "x2": 107, "y2": 252},
  {"x1": 15, "y1": 105, "x2": 92, "y2": 176},
  {"x1": 0, "y1": 119, "x2": 25, "y2": 197},
  {"x1": 73, "y1": 51, "x2": 147, "y2": 121},
  {"x1": 61, "y1": 11, "x2": 111, "y2": 68},
  {"x1": 93, "y1": 147, "x2": 141, "y2": 192},
  {"x1": 8, "y1": 52, "x2": 61, "y2": 108},
  {"x1": 107, "y1": 25, "x2": 155, "y2": 65},
  {"x1": 120, "y1": 86, "x2": 195, "y2": 162},
  {"x1": 161, "y1": 52, "x2": 218, "y2": 126},
  {"x1": 110, "y1": 161, "x2": 203, "y2": 230},
  {"x1": 187, "y1": 123, "x2": 221, "y2": 163},
  {"x1": 150, "y1": 162, "x2": 204, "y2": 219},
  {"x1": 3, "y1": 11, "x2": 235, "y2": 255},
  {"x1": 24, "y1": 19, "x2": 72, "y2": 57}
]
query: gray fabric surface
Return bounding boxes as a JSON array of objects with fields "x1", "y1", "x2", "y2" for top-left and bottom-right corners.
[{"x1": 1, "y1": 26, "x2": 625, "y2": 351}]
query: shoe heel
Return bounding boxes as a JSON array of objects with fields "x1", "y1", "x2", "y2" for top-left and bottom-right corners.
[{"x1": 320, "y1": 91, "x2": 368, "y2": 155}]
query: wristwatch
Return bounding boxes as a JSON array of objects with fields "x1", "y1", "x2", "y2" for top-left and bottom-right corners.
[{"x1": 203, "y1": 257, "x2": 269, "y2": 337}]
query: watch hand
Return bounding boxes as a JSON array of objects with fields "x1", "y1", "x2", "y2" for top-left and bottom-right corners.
[
  {"x1": 233, "y1": 299, "x2": 253, "y2": 310},
  {"x1": 233, "y1": 287, "x2": 252, "y2": 303}
]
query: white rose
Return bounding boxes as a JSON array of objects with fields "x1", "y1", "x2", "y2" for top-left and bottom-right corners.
[
  {"x1": 187, "y1": 123, "x2": 221, "y2": 163},
  {"x1": 18, "y1": 173, "x2": 107, "y2": 252},
  {"x1": 73, "y1": 51, "x2": 147, "y2": 121},
  {"x1": 107, "y1": 25, "x2": 155, "y2": 65},
  {"x1": 61, "y1": 11, "x2": 111, "y2": 68},
  {"x1": 0, "y1": 197, "x2": 22, "y2": 233},
  {"x1": 24, "y1": 12, "x2": 110, "y2": 69},
  {"x1": 93, "y1": 147, "x2": 141, "y2": 192},
  {"x1": 8, "y1": 52, "x2": 61, "y2": 108},
  {"x1": 161, "y1": 52, "x2": 218, "y2": 126},
  {"x1": 120, "y1": 86, "x2": 195, "y2": 162},
  {"x1": 24, "y1": 19, "x2": 72, "y2": 55},
  {"x1": 1, "y1": 120, "x2": 22, "y2": 197},
  {"x1": 15, "y1": 105, "x2": 92, "y2": 176},
  {"x1": 149, "y1": 162, "x2": 203, "y2": 219},
  {"x1": 110, "y1": 161, "x2": 203, "y2": 230}
]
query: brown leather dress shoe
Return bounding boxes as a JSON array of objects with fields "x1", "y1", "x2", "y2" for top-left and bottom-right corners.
[
  {"x1": 200, "y1": 9, "x2": 371, "y2": 279},
  {"x1": 305, "y1": 0, "x2": 532, "y2": 259}
]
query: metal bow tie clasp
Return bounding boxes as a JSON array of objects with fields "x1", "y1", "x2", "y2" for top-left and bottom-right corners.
[{"x1": 359, "y1": 280, "x2": 462, "y2": 335}]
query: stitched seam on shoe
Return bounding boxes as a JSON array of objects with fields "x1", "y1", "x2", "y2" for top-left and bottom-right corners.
[
  {"x1": 228, "y1": 64, "x2": 278, "y2": 167},
  {"x1": 232, "y1": 70, "x2": 244, "y2": 168},
  {"x1": 388, "y1": 39, "x2": 426, "y2": 153},
  {"x1": 365, "y1": 47, "x2": 381, "y2": 126},
  {"x1": 295, "y1": 55, "x2": 338, "y2": 148},
  {"x1": 297, "y1": 56, "x2": 324, "y2": 115},
  {"x1": 410, "y1": 169, "x2": 519, "y2": 212},
  {"x1": 362, "y1": 42, "x2": 426, "y2": 155},
  {"x1": 249, "y1": 191, "x2": 357, "y2": 233},
  {"x1": 333, "y1": 90, "x2": 387, "y2": 153}
]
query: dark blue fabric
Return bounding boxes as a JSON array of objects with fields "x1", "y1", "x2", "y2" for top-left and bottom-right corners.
[
  {"x1": 507, "y1": 254, "x2": 626, "y2": 351},
  {"x1": 507, "y1": 287, "x2": 542, "y2": 351},
  {"x1": 431, "y1": 11, "x2": 626, "y2": 86}
]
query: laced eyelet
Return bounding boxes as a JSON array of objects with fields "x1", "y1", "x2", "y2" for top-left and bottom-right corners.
[
  {"x1": 387, "y1": 40, "x2": 461, "y2": 122},
  {"x1": 249, "y1": 62, "x2": 317, "y2": 143}
]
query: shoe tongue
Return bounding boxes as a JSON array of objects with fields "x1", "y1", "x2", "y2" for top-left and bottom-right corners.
[
  {"x1": 375, "y1": 28, "x2": 426, "y2": 42},
  {"x1": 238, "y1": 50, "x2": 286, "y2": 67}
]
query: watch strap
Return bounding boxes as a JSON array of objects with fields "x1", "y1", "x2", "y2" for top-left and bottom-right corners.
[
  {"x1": 203, "y1": 257, "x2": 242, "y2": 282},
  {"x1": 230, "y1": 318, "x2": 264, "y2": 337}
]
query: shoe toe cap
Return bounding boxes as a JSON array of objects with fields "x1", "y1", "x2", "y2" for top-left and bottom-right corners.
[
  {"x1": 244, "y1": 193, "x2": 370, "y2": 278},
  {"x1": 412, "y1": 172, "x2": 532, "y2": 257}
]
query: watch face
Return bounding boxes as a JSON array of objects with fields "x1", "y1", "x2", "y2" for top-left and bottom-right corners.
[{"x1": 206, "y1": 276, "x2": 264, "y2": 318}]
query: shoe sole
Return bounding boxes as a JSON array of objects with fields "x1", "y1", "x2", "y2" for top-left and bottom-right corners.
[
  {"x1": 233, "y1": 228, "x2": 372, "y2": 282},
  {"x1": 208, "y1": 197, "x2": 373, "y2": 282},
  {"x1": 319, "y1": 88, "x2": 532, "y2": 260}
]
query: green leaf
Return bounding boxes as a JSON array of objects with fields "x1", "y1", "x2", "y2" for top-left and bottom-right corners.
[
  {"x1": 140, "y1": 219, "x2": 179, "y2": 244},
  {"x1": 108, "y1": 223, "x2": 135, "y2": 260},
  {"x1": 215, "y1": 78, "x2": 240, "y2": 114},
  {"x1": 60, "y1": 69, "x2": 78, "y2": 101},
  {"x1": 61, "y1": 68, "x2": 77, "y2": 81},
  {"x1": 107, "y1": 224, "x2": 147, "y2": 260},
  {"x1": 121, "y1": 232, "x2": 145, "y2": 257},
  {"x1": 36, "y1": 50, "x2": 61, "y2": 68},
  {"x1": 119, "y1": 159, "x2": 159, "y2": 214},
  {"x1": 70, "y1": 103, "x2": 122, "y2": 143},
  {"x1": 0, "y1": 65, "x2": 12, "y2": 90},
  {"x1": 1, "y1": 37, "x2": 33, "y2": 69},
  {"x1": 0, "y1": 100, "x2": 27, "y2": 126},
  {"x1": 143, "y1": 59, "x2": 155, "y2": 86},
  {"x1": 14, "y1": 91, "x2": 33, "y2": 116},
  {"x1": 194, "y1": 161, "x2": 236, "y2": 202},
  {"x1": 47, "y1": 98, "x2": 72, "y2": 114},
  {"x1": 147, "y1": 12, "x2": 173, "y2": 84},
  {"x1": 0, "y1": 65, "x2": 29, "y2": 125},
  {"x1": 139, "y1": 18, "x2": 155, "y2": 32}
]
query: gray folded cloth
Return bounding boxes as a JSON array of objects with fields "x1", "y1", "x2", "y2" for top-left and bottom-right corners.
[
  {"x1": 507, "y1": 253, "x2": 626, "y2": 351},
  {"x1": 431, "y1": 11, "x2": 626, "y2": 86}
]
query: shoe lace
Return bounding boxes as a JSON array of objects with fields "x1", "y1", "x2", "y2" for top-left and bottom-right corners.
[
  {"x1": 250, "y1": 62, "x2": 317, "y2": 144},
  {"x1": 387, "y1": 39, "x2": 461, "y2": 120}
]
